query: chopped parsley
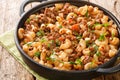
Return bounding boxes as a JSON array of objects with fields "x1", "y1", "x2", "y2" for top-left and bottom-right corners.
[
  {"x1": 93, "y1": 23, "x2": 101, "y2": 28},
  {"x1": 86, "y1": 40, "x2": 90, "y2": 47},
  {"x1": 91, "y1": 30, "x2": 95, "y2": 33},
  {"x1": 76, "y1": 34, "x2": 82, "y2": 40},
  {"x1": 88, "y1": 24, "x2": 91, "y2": 29},
  {"x1": 47, "y1": 43, "x2": 51, "y2": 49},
  {"x1": 34, "y1": 52, "x2": 40, "y2": 57},
  {"x1": 46, "y1": 57, "x2": 51, "y2": 60},
  {"x1": 88, "y1": 25, "x2": 92, "y2": 31},
  {"x1": 87, "y1": 25, "x2": 95, "y2": 33},
  {"x1": 46, "y1": 56, "x2": 55, "y2": 61},
  {"x1": 75, "y1": 59, "x2": 82, "y2": 65},
  {"x1": 55, "y1": 39, "x2": 60, "y2": 46},
  {"x1": 93, "y1": 45, "x2": 99, "y2": 54},
  {"x1": 102, "y1": 23, "x2": 109, "y2": 27},
  {"x1": 73, "y1": 31, "x2": 79, "y2": 36},
  {"x1": 40, "y1": 38, "x2": 46, "y2": 43},
  {"x1": 112, "y1": 33, "x2": 115, "y2": 38},
  {"x1": 58, "y1": 25, "x2": 62, "y2": 28},
  {"x1": 93, "y1": 22, "x2": 109, "y2": 29},
  {"x1": 26, "y1": 42, "x2": 33, "y2": 46},
  {"x1": 85, "y1": 10, "x2": 89, "y2": 17},
  {"x1": 69, "y1": 61, "x2": 75, "y2": 64},
  {"x1": 26, "y1": 18, "x2": 30, "y2": 23},
  {"x1": 98, "y1": 34, "x2": 106, "y2": 41},
  {"x1": 94, "y1": 45, "x2": 98, "y2": 51},
  {"x1": 58, "y1": 60, "x2": 64, "y2": 63},
  {"x1": 50, "y1": 54, "x2": 56, "y2": 61},
  {"x1": 36, "y1": 30, "x2": 45, "y2": 36},
  {"x1": 50, "y1": 40, "x2": 55, "y2": 44},
  {"x1": 36, "y1": 32, "x2": 41, "y2": 36},
  {"x1": 96, "y1": 51, "x2": 101, "y2": 56}
]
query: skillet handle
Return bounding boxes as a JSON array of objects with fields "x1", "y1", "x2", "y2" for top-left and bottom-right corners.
[
  {"x1": 20, "y1": 0, "x2": 47, "y2": 16},
  {"x1": 96, "y1": 53, "x2": 120, "y2": 74}
]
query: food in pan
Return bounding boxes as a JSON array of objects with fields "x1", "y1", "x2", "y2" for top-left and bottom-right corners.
[{"x1": 18, "y1": 3, "x2": 120, "y2": 70}]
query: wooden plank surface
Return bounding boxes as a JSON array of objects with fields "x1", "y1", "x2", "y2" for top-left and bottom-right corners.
[
  {"x1": 0, "y1": 0, "x2": 34, "y2": 80},
  {"x1": 0, "y1": 0, "x2": 120, "y2": 80}
]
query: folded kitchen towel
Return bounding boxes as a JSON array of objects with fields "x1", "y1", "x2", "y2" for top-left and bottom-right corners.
[{"x1": 0, "y1": 29, "x2": 47, "y2": 80}]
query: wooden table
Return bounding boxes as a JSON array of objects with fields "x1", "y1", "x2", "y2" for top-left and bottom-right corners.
[{"x1": 0, "y1": 0, "x2": 120, "y2": 80}]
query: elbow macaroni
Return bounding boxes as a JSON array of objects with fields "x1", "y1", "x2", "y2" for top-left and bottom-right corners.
[
  {"x1": 18, "y1": 3, "x2": 120, "y2": 71},
  {"x1": 60, "y1": 39, "x2": 71, "y2": 49}
]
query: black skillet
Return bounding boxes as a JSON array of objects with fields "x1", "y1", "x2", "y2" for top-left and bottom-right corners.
[{"x1": 15, "y1": 0, "x2": 120, "y2": 80}]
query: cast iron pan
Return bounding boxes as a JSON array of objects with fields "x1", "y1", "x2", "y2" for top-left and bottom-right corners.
[{"x1": 15, "y1": 0, "x2": 120, "y2": 80}]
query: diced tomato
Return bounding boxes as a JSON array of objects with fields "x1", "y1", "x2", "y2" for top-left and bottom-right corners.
[
  {"x1": 68, "y1": 19, "x2": 73, "y2": 23},
  {"x1": 59, "y1": 37, "x2": 64, "y2": 41},
  {"x1": 77, "y1": 12, "x2": 82, "y2": 16},
  {"x1": 71, "y1": 24, "x2": 80, "y2": 32}
]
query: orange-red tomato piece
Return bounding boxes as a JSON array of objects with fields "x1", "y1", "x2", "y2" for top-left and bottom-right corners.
[{"x1": 71, "y1": 24, "x2": 80, "y2": 32}]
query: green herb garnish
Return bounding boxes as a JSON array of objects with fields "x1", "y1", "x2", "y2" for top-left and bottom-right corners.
[
  {"x1": 94, "y1": 45, "x2": 98, "y2": 52},
  {"x1": 94, "y1": 23, "x2": 101, "y2": 26},
  {"x1": 50, "y1": 40, "x2": 54, "y2": 44},
  {"x1": 58, "y1": 60, "x2": 64, "y2": 63},
  {"x1": 46, "y1": 57, "x2": 51, "y2": 60},
  {"x1": 102, "y1": 23, "x2": 109, "y2": 27},
  {"x1": 36, "y1": 30, "x2": 45, "y2": 36},
  {"x1": 50, "y1": 54, "x2": 56, "y2": 61},
  {"x1": 76, "y1": 34, "x2": 82, "y2": 40},
  {"x1": 47, "y1": 43, "x2": 51, "y2": 48},
  {"x1": 40, "y1": 38, "x2": 46, "y2": 43},
  {"x1": 58, "y1": 25, "x2": 62, "y2": 28},
  {"x1": 93, "y1": 45, "x2": 99, "y2": 54},
  {"x1": 98, "y1": 34, "x2": 106, "y2": 41},
  {"x1": 34, "y1": 52, "x2": 40, "y2": 57},
  {"x1": 112, "y1": 33, "x2": 115, "y2": 38},
  {"x1": 36, "y1": 32, "x2": 41, "y2": 36},
  {"x1": 86, "y1": 40, "x2": 90, "y2": 47},
  {"x1": 88, "y1": 27, "x2": 95, "y2": 33},
  {"x1": 85, "y1": 10, "x2": 89, "y2": 17},
  {"x1": 88, "y1": 24, "x2": 91, "y2": 29},
  {"x1": 75, "y1": 59, "x2": 82, "y2": 65},
  {"x1": 26, "y1": 42, "x2": 33, "y2": 46},
  {"x1": 26, "y1": 18, "x2": 30, "y2": 23},
  {"x1": 69, "y1": 61, "x2": 75, "y2": 64},
  {"x1": 73, "y1": 31, "x2": 79, "y2": 36},
  {"x1": 93, "y1": 23, "x2": 101, "y2": 28},
  {"x1": 96, "y1": 51, "x2": 101, "y2": 56},
  {"x1": 56, "y1": 39, "x2": 60, "y2": 46}
]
